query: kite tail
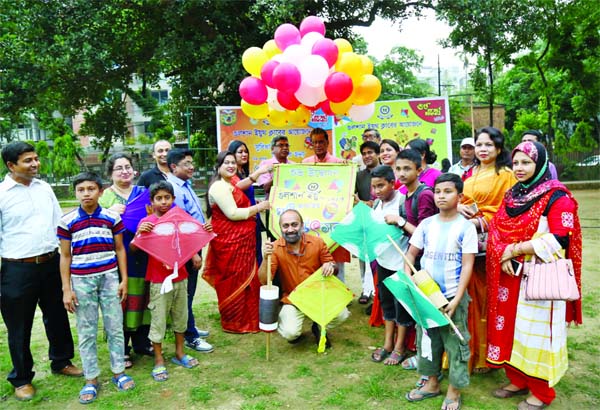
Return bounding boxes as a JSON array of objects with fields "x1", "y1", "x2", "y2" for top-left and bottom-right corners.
[{"x1": 317, "y1": 329, "x2": 327, "y2": 353}]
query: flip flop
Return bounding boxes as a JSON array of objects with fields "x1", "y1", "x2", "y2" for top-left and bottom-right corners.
[
  {"x1": 111, "y1": 374, "x2": 135, "y2": 391},
  {"x1": 402, "y1": 355, "x2": 418, "y2": 370},
  {"x1": 371, "y1": 347, "x2": 391, "y2": 363},
  {"x1": 384, "y1": 350, "x2": 407, "y2": 366},
  {"x1": 416, "y1": 372, "x2": 444, "y2": 388},
  {"x1": 405, "y1": 388, "x2": 441, "y2": 402},
  {"x1": 441, "y1": 395, "x2": 462, "y2": 410},
  {"x1": 78, "y1": 384, "x2": 98, "y2": 404},
  {"x1": 151, "y1": 365, "x2": 169, "y2": 382},
  {"x1": 171, "y1": 354, "x2": 199, "y2": 369}
]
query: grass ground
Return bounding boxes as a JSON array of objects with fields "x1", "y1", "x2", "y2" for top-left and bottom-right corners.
[{"x1": 1, "y1": 190, "x2": 598, "y2": 410}]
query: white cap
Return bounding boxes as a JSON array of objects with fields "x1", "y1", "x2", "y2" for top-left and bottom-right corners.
[{"x1": 460, "y1": 137, "x2": 475, "y2": 147}]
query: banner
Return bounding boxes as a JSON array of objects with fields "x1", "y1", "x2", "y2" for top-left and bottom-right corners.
[
  {"x1": 269, "y1": 163, "x2": 357, "y2": 249},
  {"x1": 333, "y1": 97, "x2": 453, "y2": 164},
  {"x1": 216, "y1": 107, "x2": 334, "y2": 169}
]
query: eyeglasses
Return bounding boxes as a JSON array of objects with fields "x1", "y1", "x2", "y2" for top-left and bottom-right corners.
[
  {"x1": 113, "y1": 166, "x2": 133, "y2": 173},
  {"x1": 177, "y1": 161, "x2": 194, "y2": 169}
]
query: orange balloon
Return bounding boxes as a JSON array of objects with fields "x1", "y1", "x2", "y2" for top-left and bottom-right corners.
[
  {"x1": 330, "y1": 97, "x2": 353, "y2": 115},
  {"x1": 353, "y1": 75, "x2": 381, "y2": 105},
  {"x1": 241, "y1": 100, "x2": 269, "y2": 119},
  {"x1": 333, "y1": 38, "x2": 352, "y2": 54}
]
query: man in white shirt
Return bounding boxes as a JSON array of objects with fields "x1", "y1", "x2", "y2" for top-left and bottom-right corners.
[
  {"x1": 0, "y1": 142, "x2": 82, "y2": 401},
  {"x1": 448, "y1": 138, "x2": 476, "y2": 180}
]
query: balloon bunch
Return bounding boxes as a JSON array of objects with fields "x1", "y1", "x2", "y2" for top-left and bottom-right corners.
[{"x1": 239, "y1": 16, "x2": 381, "y2": 126}]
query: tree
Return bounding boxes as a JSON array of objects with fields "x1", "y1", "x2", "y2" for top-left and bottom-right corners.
[
  {"x1": 436, "y1": 0, "x2": 541, "y2": 126},
  {"x1": 375, "y1": 46, "x2": 433, "y2": 98}
]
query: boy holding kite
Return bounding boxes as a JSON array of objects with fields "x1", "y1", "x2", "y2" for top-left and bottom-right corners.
[
  {"x1": 131, "y1": 181, "x2": 199, "y2": 381},
  {"x1": 403, "y1": 173, "x2": 477, "y2": 410}
]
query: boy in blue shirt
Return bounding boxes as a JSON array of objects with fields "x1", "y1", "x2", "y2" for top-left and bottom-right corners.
[
  {"x1": 404, "y1": 173, "x2": 477, "y2": 410},
  {"x1": 58, "y1": 172, "x2": 134, "y2": 404}
]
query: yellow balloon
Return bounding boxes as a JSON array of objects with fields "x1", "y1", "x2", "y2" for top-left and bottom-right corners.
[
  {"x1": 242, "y1": 47, "x2": 268, "y2": 77},
  {"x1": 241, "y1": 100, "x2": 269, "y2": 119},
  {"x1": 334, "y1": 38, "x2": 353, "y2": 54},
  {"x1": 353, "y1": 75, "x2": 382, "y2": 105},
  {"x1": 330, "y1": 98, "x2": 353, "y2": 115},
  {"x1": 359, "y1": 54, "x2": 374, "y2": 75},
  {"x1": 267, "y1": 108, "x2": 288, "y2": 127},
  {"x1": 288, "y1": 105, "x2": 311, "y2": 126},
  {"x1": 263, "y1": 39, "x2": 282, "y2": 59},
  {"x1": 335, "y1": 52, "x2": 362, "y2": 81}
]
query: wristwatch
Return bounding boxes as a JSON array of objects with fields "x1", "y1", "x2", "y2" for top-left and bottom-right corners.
[{"x1": 397, "y1": 217, "x2": 407, "y2": 228}]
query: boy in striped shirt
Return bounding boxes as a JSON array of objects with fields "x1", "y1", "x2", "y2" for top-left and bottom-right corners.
[{"x1": 58, "y1": 172, "x2": 134, "y2": 404}]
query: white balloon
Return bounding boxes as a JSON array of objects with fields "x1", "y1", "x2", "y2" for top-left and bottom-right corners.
[
  {"x1": 294, "y1": 83, "x2": 322, "y2": 107},
  {"x1": 267, "y1": 87, "x2": 285, "y2": 111},
  {"x1": 280, "y1": 44, "x2": 310, "y2": 63},
  {"x1": 298, "y1": 55, "x2": 329, "y2": 88},
  {"x1": 348, "y1": 103, "x2": 375, "y2": 122},
  {"x1": 300, "y1": 31, "x2": 324, "y2": 49},
  {"x1": 271, "y1": 53, "x2": 285, "y2": 63}
]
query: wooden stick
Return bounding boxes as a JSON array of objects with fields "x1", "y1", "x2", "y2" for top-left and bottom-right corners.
[
  {"x1": 386, "y1": 235, "x2": 465, "y2": 342},
  {"x1": 266, "y1": 254, "x2": 272, "y2": 361}
]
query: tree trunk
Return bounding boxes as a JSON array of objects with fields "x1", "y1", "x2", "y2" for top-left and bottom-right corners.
[{"x1": 487, "y1": 51, "x2": 494, "y2": 126}]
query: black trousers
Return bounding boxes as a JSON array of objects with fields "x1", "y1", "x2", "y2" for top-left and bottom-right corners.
[{"x1": 0, "y1": 255, "x2": 75, "y2": 387}]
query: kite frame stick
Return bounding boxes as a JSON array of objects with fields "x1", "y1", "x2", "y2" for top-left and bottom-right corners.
[
  {"x1": 386, "y1": 235, "x2": 465, "y2": 343},
  {"x1": 266, "y1": 255, "x2": 272, "y2": 361}
]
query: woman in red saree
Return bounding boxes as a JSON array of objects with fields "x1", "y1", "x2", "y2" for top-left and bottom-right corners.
[
  {"x1": 487, "y1": 141, "x2": 582, "y2": 409},
  {"x1": 203, "y1": 151, "x2": 270, "y2": 333}
]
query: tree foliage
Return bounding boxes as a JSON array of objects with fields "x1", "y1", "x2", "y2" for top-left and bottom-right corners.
[{"x1": 375, "y1": 46, "x2": 433, "y2": 99}]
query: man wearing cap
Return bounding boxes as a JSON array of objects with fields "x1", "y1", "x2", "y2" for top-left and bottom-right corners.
[
  {"x1": 521, "y1": 130, "x2": 559, "y2": 180},
  {"x1": 448, "y1": 137, "x2": 476, "y2": 180},
  {"x1": 1, "y1": 141, "x2": 82, "y2": 401}
]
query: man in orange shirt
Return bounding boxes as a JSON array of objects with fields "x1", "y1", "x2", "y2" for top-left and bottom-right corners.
[{"x1": 258, "y1": 209, "x2": 350, "y2": 347}]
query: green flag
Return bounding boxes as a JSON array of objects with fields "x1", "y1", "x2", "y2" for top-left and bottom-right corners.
[
  {"x1": 383, "y1": 271, "x2": 449, "y2": 329},
  {"x1": 330, "y1": 202, "x2": 406, "y2": 262}
]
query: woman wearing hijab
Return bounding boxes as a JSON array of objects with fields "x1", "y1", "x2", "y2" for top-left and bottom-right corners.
[{"x1": 486, "y1": 141, "x2": 582, "y2": 410}]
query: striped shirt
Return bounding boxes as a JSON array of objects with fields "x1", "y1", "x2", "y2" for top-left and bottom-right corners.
[{"x1": 57, "y1": 206, "x2": 126, "y2": 276}]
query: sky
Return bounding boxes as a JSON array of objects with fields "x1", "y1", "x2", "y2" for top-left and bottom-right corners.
[{"x1": 354, "y1": 9, "x2": 465, "y2": 72}]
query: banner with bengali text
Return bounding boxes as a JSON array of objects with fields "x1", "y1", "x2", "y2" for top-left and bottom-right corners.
[
  {"x1": 268, "y1": 163, "x2": 357, "y2": 250},
  {"x1": 216, "y1": 107, "x2": 334, "y2": 170},
  {"x1": 333, "y1": 97, "x2": 453, "y2": 164}
]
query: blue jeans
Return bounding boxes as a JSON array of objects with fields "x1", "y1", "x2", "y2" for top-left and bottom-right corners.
[{"x1": 184, "y1": 259, "x2": 200, "y2": 342}]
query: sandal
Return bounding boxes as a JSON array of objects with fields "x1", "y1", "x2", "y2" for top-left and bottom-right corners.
[
  {"x1": 151, "y1": 365, "x2": 169, "y2": 382},
  {"x1": 441, "y1": 395, "x2": 462, "y2": 410},
  {"x1": 405, "y1": 388, "x2": 441, "y2": 402},
  {"x1": 402, "y1": 355, "x2": 418, "y2": 370},
  {"x1": 371, "y1": 347, "x2": 391, "y2": 363},
  {"x1": 171, "y1": 354, "x2": 199, "y2": 369},
  {"x1": 111, "y1": 373, "x2": 135, "y2": 391},
  {"x1": 493, "y1": 385, "x2": 529, "y2": 398},
  {"x1": 517, "y1": 399, "x2": 548, "y2": 410},
  {"x1": 383, "y1": 350, "x2": 407, "y2": 366},
  {"x1": 124, "y1": 355, "x2": 133, "y2": 369},
  {"x1": 78, "y1": 383, "x2": 98, "y2": 404},
  {"x1": 358, "y1": 294, "x2": 370, "y2": 304}
]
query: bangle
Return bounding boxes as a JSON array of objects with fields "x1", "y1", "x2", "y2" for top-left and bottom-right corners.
[
  {"x1": 511, "y1": 242, "x2": 520, "y2": 257},
  {"x1": 249, "y1": 174, "x2": 257, "y2": 183}
]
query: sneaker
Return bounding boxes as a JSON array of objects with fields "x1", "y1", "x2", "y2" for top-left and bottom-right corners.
[
  {"x1": 185, "y1": 337, "x2": 214, "y2": 353},
  {"x1": 195, "y1": 327, "x2": 210, "y2": 338}
]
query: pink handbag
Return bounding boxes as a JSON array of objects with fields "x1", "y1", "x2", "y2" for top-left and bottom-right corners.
[{"x1": 523, "y1": 254, "x2": 580, "y2": 301}]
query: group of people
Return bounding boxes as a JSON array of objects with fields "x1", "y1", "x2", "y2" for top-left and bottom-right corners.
[{"x1": 0, "y1": 124, "x2": 582, "y2": 409}]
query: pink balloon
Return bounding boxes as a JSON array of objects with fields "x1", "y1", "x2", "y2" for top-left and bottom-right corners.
[
  {"x1": 277, "y1": 90, "x2": 300, "y2": 111},
  {"x1": 312, "y1": 38, "x2": 339, "y2": 68},
  {"x1": 239, "y1": 77, "x2": 268, "y2": 105},
  {"x1": 272, "y1": 62, "x2": 301, "y2": 94},
  {"x1": 348, "y1": 103, "x2": 375, "y2": 122},
  {"x1": 299, "y1": 16, "x2": 326, "y2": 37},
  {"x1": 294, "y1": 83, "x2": 321, "y2": 107},
  {"x1": 274, "y1": 23, "x2": 301, "y2": 51},
  {"x1": 260, "y1": 60, "x2": 280, "y2": 89},
  {"x1": 324, "y1": 72, "x2": 353, "y2": 103},
  {"x1": 319, "y1": 100, "x2": 334, "y2": 116}
]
